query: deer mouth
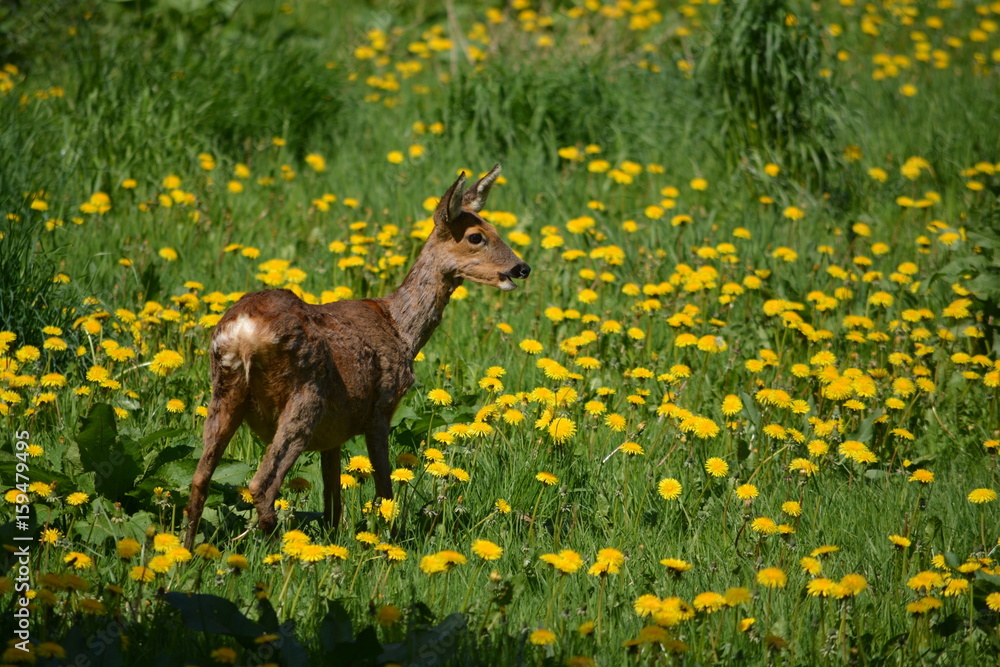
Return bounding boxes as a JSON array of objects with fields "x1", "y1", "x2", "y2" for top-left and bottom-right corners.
[{"x1": 498, "y1": 262, "x2": 530, "y2": 291}]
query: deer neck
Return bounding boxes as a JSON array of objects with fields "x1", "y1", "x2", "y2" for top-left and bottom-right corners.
[{"x1": 384, "y1": 241, "x2": 460, "y2": 357}]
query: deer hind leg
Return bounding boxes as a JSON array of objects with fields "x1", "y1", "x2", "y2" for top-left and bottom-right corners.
[
  {"x1": 365, "y1": 416, "x2": 393, "y2": 501},
  {"x1": 186, "y1": 373, "x2": 248, "y2": 549},
  {"x1": 320, "y1": 448, "x2": 342, "y2": 528},
  {"x1": 249, "y1": 387, "x2": 326, "y2": 535}
]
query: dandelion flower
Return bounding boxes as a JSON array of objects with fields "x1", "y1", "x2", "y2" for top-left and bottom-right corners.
[
  {"x1": 149, "y1": 350, "x2": 183, "y2": 376},
  {"x1": 943, "y1": 579, "x2": 969, "y2": 597},
  {"x1": 78, "y1": 598, "x2": 106, "y2": 615},
  {"x1": 725, "y1": 588, "x2": 752, "y2": 606},
  {"x1": 597, "y1": 548, "x2": 624, "y2": 568},
  {"x1": 391, "y1": 468, "x2": 415, "y2": 483},
  {"x1": 519, "y1": 339, "x2": 543, "y2": 354},
  {"x1": 539, "y1": 550, "x2": 584, "y2": 574},
  {"x1": 536, "y1": 471, "x2": 558, "y2": 486},
  {"x1": 63, "y1": 551, "x2": 93, "y2": 569},
  {"x1": 620, "y1": 441, "x2": 644, "y2": 455},
  {"x1": 634, "y1": 594, "x2": 662, "y2": 616},
  {"x1": 693, "y1": 591, "x2": 726, "y2": 612},
  {"x1": 756, "y1": 567, "x2": 787, "y2": 588},
  {"x1": 807, "y1": 578, "x2": 836, "y2": 597},
  {"x1": 529, "y1": 629, "x2": 557, "y2": 646},
  {"x1": 751, "y1": 517, "x2": 779, "y2": 535},
  {"x1": 195, "y1": 543, "x2": 222, "y2": 559},
  {"x1": 305, "y1": 154, "x2": 326, "y2": 172},
  {"x1": 346, "y1": 456, "x2": 373, "y2": 474},
  {"x1": 660, "y1": 558, "x2": 693, "y2": 573},
  {"x1": 210, "y1": 647, "x2": 238, "y2": 664},
  {"x1": 147, "y1": 555, "x2": 173, "y2": 573},
  {"x1": 968, "y1": 488, "x2": 997, "y2": 504},
  {"x1": 704, "y1": 457, "x2": 729, "y2": 477},
  {"x1": 839, "y1": 574, "x2": 867, "y2": 595},
  {"x1": 471, "y1": 539, "x2": 503, "y2": 560},
  {"x1": 378, "y1": 499, "x2": 399, "y2": 521},
  {"x1": 426, "y1": 461, "x2": 451, "y2": 478},
  {"x1": 721, "y1": 394, "x2": 743, "y2": 416},
  {"x1": 66, "y1": 492, "x2": 90, "y2": 506},
  {"x1": 427, "y1": 389, "x2": 452, "y2": 406},
  {"x1": 800, "y1": 557, "x2": 822, "y2": 575},
  {"x1": 226, "y1": 554, "x2": 249, "y2": 571},
  {"x1": 153, "y1": 533, "x2": 180, "y2": 553},
  {"x1": 501, "y1": 408, "x2": 525, "y2": 425},
  {"x1": 605, "y1": 413, "x2": 627, "y2": 431},
  {"x1": 907, "y1": 571, "x2": 944, "y2": 593},
  {"x1": 657, "y1": 478, "x2": 682, "y2": 500},
  {"x1": 377, "y1": 604, "x2": 401, "y2": 627},
  {"x1": 548, "y1": 417, "x2": 576, "y2": 443},
  {"x1": 295, "y1": 544, "x2": 327, "y2": 562},
  {"x1": 117, "y1": 538, "x2": 141, "y2": 559}
]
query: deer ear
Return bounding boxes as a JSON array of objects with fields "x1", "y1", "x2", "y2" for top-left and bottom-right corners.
[
  {"x1": 434, "y1": 171, "x2": 467, "y2": 238},
  {"x1": 462, "y1": 163, "x2": 501, "y2": 212}
]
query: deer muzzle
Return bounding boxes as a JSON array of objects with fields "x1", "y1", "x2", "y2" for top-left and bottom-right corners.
[{"x1": 498, "y1": 262, "x2": 531, "y2": 291}]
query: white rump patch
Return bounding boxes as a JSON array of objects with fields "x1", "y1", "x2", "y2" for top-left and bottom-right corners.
[{"x1": 213, "y1": 316, "x2": 274, "y2": 374}]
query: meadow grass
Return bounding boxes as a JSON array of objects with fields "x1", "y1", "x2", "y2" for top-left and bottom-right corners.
[{"x1": 1, "y1": 1, "x2": 1000, "y2": 665}]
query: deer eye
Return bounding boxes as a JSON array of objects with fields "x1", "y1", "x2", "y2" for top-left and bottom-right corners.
[{"x1": 467, "y1": 233, "x2": 485, "y2": 245}]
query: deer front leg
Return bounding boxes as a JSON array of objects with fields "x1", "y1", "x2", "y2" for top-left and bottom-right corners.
[
  {"x1": 365, "y1": 416, "x2": 393, "y2": 501},
  {"x1": 185, "y1": 374, "x2": 247, "y2": 549},
  {"x1": 249, "y1": 389, "x2": 325, "y2": 535},
  {"x1": 320, "y1": 448, "x2": 342, "y2": 528}
]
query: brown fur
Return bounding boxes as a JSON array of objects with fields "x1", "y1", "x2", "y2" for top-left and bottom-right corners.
[{"x1": 184, "y1": 165, "x2": 529, "y2": 547}]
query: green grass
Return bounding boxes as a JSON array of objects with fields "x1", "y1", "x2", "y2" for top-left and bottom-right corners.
[{"x1": 1, "y1": 0, "x2": 1000, "y2": 665}]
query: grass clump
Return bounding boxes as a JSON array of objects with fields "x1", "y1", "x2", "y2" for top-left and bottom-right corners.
[{"x1": 698, "y1": 0, "x2": 843, "y2": 185}]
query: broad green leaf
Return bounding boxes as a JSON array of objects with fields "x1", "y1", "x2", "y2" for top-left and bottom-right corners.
[
  {"x1": 850, "y1": 409, "x2": 883, "y2": 444},
  {"x1": 319, "y1": 600, "x2": 356, "y2": 653},
  {"x1": 378, "y1": 613, "x2": 465, "y2": 666},
  {"x1": 75, "y1": 403, "x2": 143, "y2": 500},
  {"x1": 157, "y1": 459, "x2": 252, "y2": 491},
  {"x1": 137, "y1": 426, "x2": 187, "y2": 449},
  {"x1": 161, "y1": 592, "x2": 263, "y2": 638},
  {"x1": 73, "y1": 510, "x2": 153, "y2": 545},
  {"x1": 143, "y1": 442, "x2": 196, "y2": 481},
  {"x1": 738, "y1": 390, "x2": 761, "y2": 432}
]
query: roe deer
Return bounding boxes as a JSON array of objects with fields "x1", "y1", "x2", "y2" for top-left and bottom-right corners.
[{"x1": 184, "y1": 165, "x2": 529, "y2": 548}]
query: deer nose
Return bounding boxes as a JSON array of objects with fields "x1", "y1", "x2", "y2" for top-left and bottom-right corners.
[{"x1": 512, "y1": 262, "x2": 531, "y2": 279}]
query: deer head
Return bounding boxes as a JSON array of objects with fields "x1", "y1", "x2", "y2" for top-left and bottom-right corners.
[{"x1": 432, "y1": 164, "x2": 531, "y2": 291}]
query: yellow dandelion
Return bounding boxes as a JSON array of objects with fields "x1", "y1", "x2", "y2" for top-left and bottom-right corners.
[{"x1": 657, "y1": 478, "x2": 682, "y2": 500}]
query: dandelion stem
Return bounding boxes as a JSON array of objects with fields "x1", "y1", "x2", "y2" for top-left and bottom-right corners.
[
  {"x1": 276, "y1": 560, "x2": 296, "y2": 611},
  {"x1": 460, "y1": 561, "x2": 484, "y2": 613},
  {"x1": 287, "y1": 569, "x2": 310, "y2": 617},
  {"x1": 979, "y1": 506, "x2": 987, "y2": 551},
  {"x1": 595, "y1": 574, "x2": 606, "y2": 644},
  {"x1": 529, "y1": 487, "x2": 544, "y2": 548}
]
